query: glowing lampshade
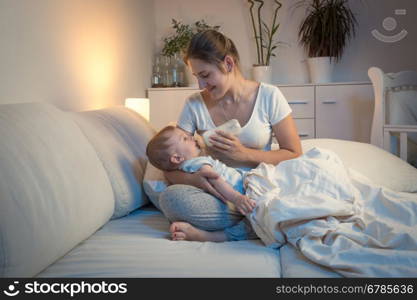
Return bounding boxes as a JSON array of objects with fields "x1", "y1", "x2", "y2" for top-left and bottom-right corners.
[{"x1": 125, "y1": 98, "x2": 150, "y2": 121}]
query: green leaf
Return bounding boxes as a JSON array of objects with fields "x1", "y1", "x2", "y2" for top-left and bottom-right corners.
[
  {"x1": 161, "y1": 19, "x2": 221, "y2": 57},
  {"x1": 296, "y1": 0, "x2": 357, "y2": 61}
]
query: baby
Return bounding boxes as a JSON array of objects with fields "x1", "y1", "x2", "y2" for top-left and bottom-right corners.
[{"x1": 146, "y1": 125, "x2": 256, "y2": 215}]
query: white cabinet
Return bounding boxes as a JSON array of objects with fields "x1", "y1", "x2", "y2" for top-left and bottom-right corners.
[
  {"x1": 315, "y1": 83, "x2": 373, "y2": 143},
  {"x1": 294, "y1": 118, "x2": 315, "y2": 139},
  {"x1": 147, "y1": 82, "x2": 374, "y2": 142},
  {"x1": 279, "y1": 86, "x2": 315, "y2": 140},
  {"x1": 279, "y1": 86, "x2": 315, "y2": 119},
  {"x1": 147, "y1": 88, "x2": 197, "y2": 130}
]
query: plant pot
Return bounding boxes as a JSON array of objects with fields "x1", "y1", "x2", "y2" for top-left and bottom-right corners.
[
  {"x1": 184, "y1": 66, "x2": 198, "y2": 88},
  {"x1": 252, "y1": 65, "x2": 272, "y2": 84},
  {"x1": 306, "y1": 57, "x2": 334, "y2": 83}
]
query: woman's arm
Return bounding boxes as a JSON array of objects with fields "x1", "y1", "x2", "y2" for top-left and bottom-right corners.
[
  {"x1": 245, "y1": 114, "x2": 302, "y2": 166},
  {"x1": 164, "y1": 170, "x2": 195, "y2": 185},
  {"x1": 163, "y1": 168, "x2": 224, "y2": 200},
  {"x1": 209, "y1": 115, "x2": 302, "y2": 167}
]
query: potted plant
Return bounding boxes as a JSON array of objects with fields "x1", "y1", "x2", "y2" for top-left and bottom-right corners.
[
  {"x1": 297, "y1": 0, "x2": 357, "y2": 83},
  {"x1": 161, "y1": 19, "x2": 220, "y2": 87},
  {"x1": 247, "y1": 0, "x2": 283, "y2": 84}
]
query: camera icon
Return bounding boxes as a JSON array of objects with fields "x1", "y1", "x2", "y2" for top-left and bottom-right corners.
[
  {"x1": 3, "y1": 281, "x2": 20, "y2": 297},
  {"x1": 372, "y1": 9, "x2": 408, "y2": 43}
]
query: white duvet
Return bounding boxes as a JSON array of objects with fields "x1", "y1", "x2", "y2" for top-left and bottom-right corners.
[{"x1": 245, "y1": 147, "x2": 417, "y2": 277}]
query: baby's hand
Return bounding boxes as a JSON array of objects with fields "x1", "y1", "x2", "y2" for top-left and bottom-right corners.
[{"x1": 233, "y1": 194, "x2": 256, "y2": 216}]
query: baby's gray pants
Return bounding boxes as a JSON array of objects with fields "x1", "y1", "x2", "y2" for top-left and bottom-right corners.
[{"x1": 159, "y1": 184, "x2": 258, "y2": 241}]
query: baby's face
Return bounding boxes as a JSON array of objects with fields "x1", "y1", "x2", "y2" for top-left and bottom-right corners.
[{"x1": 168, "y1": 128, "x2": 202, "y2": 160}]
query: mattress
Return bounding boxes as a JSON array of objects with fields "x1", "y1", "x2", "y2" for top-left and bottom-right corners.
[{"x1": 37, "y1": 206, "x2": 281, "y2": 278}]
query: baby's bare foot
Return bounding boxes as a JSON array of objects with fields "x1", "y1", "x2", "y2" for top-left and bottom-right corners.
[{"x1": 169, "y1": 222, "x2": 227, "y2": 242}]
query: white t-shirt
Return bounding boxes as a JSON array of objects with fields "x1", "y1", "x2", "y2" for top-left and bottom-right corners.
[{"x1": 177, "y1": 83, "x2": 292, "y2": 151}]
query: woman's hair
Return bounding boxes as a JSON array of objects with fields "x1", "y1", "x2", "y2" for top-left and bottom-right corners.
[
  {"x1": 184, "y1": 30, "x2": 241, "y2": 73},
  {"x1": 146, "y1": 125, "x2": 178, "y2": 171}
]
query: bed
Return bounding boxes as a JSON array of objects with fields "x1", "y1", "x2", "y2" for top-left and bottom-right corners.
[
  {"x1": 1, "y1": 102, "x2": 416, "y2": 278},
  {"x1": 142, "y1": 137, "x2": 417, "y2": 278}
]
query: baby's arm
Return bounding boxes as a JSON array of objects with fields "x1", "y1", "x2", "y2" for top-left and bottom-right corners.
[{"x1": 200, "y1": 165, "x2": 256, "y2": 216}]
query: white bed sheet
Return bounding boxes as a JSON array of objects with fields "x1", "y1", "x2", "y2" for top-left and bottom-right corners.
[
  {"x1": 37, "y1": 206, "x2": 281, "y2": 278},
  {"x1": 280, "y1": 245, "x2": 341, "y2": 278}
]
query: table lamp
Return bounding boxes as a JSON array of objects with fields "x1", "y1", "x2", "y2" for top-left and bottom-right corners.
[{"x1": 124, "y1": 98, "x2": 150, "y2": 121}]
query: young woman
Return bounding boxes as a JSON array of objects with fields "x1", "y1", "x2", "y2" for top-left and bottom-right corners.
[{"x1": 159, "y1": 30, "x2": 302, "y2": 242}]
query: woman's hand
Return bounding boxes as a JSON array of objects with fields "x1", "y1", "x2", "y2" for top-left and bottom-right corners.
[{"x1": 209, "y1": 130, "x2": 248, "y2": 162}]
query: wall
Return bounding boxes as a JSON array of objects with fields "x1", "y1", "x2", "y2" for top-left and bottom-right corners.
[
  {"x1": 153, "y1": 0, "x2": 416, "y2": 84},
  {"x1": 333, "y1": 0, "x2": 417, "y2": 82},
  {"x1": 0, "y1": 0, "x2": 414, "y2": 111},
  {"x1": 0, "y1": 0, "x2": 154, "y2": 111}
]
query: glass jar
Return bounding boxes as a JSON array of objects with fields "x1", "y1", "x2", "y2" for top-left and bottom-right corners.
[
  {"x1": 171, "y1": 53, "x2": 185, "y2": 87},
  {"x1": 151, "y1": 55, "x2": 163, "y2": 88},
  {"x1": 161, "y1": 56, "x2": 173, "y2": 87}
]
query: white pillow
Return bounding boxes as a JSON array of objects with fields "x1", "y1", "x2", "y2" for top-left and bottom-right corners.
[
  {"x1": 71, "y1": 107, "x2": 156, "y2": 219},
  {"x1": 0, "y1": 103, "x2": 114, "y2": 277},
  {"x1": 143, "y1": 162, "x2": 169, "y2": 210},
  {"x1": 302, "y1": 139, "x2": 417, "y2": 193}
]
